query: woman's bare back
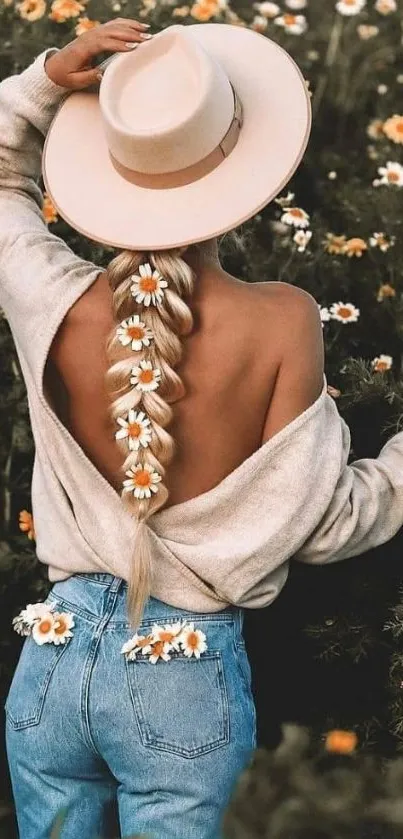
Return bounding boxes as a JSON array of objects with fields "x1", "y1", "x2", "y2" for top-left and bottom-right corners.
[{"x1": 43, "y1": 258, "x2": 324, "y2": 511}]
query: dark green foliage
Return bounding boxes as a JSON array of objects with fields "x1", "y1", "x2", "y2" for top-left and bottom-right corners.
[{"x1": 223, "y1": 724, "x2": 403, "y2": 839}]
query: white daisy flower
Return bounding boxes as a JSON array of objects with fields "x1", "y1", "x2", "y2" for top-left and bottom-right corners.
[
  {"x1": 19, "y1": 601, "x2": 57, "y2": 626},
  {"x1": 328, "y1": 171, "x2": 338, "y2": 179},
  {"x1": 319, "y1": 305, "x2": 331, "y2": 327},
  {"x1": 336, "y1": 0, "x2": 366, "y2": 15},
  {"x1": 52, "y1": 612, "x2": 75, "y2": 645},
  {"x1": 274, "y1": 191, "x2": 295, "y2": 207},
  {"x1": 274, "y1": 12, "x2": 307, "y2": 33},
  {"x1": 377, "y1": 83, "x2": 388, "y2": 95},
  {"x1": 148, "y1": 640, "x2": 172, "y2": 664},
  {"x1": 366, "y1": 119, "x2": 384, "y2": 140},
  {"x1": 32, "y1": 612, "x2": 58, "y2": 645},
  {"x1": 281, "y1": 207, "x2": 310, "y2": 228},
  {"x1": 116, "y1": 315, "x2": 154, "y2": 352},
  {"x1": 253, "y1": 1, "x2": 280, "y2": 17},
  {"x1": 12, "y1": 615, "x2": 32, "y2": 636},
  {"x1": 286, "y1": 0, "x2": 307, "y2": 8},
  {"x1": 151, "y1": 622, "x2": 184, "y2": 652},
  {"x1": 293, "y1": 230, "x2": 312, "y2": 252},
  {"x1": 122, "y1": 462, "x2": 162, "y2": 500},
  {"x1": 373, "y1": 161, "x2": 403, "y2": 187},
  {"x1": 130, "y1": 360, "x2": 162, "y2": 393},
  {"x1": 115, "y1": 409, "x2": 152, "y2": 453},
  {"x1": 251, "y1": 14, "x2": 268, "y2": 30},
  {"x1": 121, "y1": 633, "x2": 154, "y2": 660},
  {"x1": 371, "y1": 354, "x2": 393, "y2": 372},
  {"x1": 179, "y1": 622, "x2": 208, "y2": 659},
  {"x1": 375, "y1": 0, "x2": 396, "y2": 14},
  {"x1": 357, "y1": 23, "x2": 379, "y2": 38},
  {"x1": 369, "y1": 232, "x2": 395, "y2": 251},
  {"x1": 130, "y1": 263, "x2": 168, "y2": 307},
  {"x1": 329, "y1": 302, "x2": 360, "y2": 323}
]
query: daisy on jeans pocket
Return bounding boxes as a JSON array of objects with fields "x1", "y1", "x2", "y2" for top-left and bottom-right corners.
[
  {"x1": 151, "y1": 621, "x2": 184, "y2": 652},
  {"x1": 13, "y1": 601, "x2": 75, "y2": 646},
  {"x1": 179, "y1": 623, "x2": 208, "y2": 658},
  {"x1": 121, "y1": 633, "x2": 154, "y2": 660}
]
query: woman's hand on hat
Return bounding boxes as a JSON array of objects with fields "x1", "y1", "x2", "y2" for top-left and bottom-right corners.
[{"x1": 44, "y1": 18, "x2": 153, "y2": 90}]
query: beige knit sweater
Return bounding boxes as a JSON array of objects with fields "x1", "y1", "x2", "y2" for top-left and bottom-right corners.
[{"x1": 1, "y1": 48, "x2": 403, "y2": 613}]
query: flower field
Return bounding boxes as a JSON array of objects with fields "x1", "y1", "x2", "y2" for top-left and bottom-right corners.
[{"x1": 1, "y1": 0, "x2": 403, "y2": 834}]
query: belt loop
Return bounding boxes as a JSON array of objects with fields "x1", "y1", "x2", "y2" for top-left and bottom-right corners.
[
  {"x1": 237, "y1": 607, "x2": 245, "y2": 635},
  {"x1": 107, "y1": 575, "x2": 124, "y2": 595}
]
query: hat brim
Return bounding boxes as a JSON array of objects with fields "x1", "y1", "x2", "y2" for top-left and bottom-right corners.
[{"x1": 42, "y1": 23, "x2": 311, "y2": 251}]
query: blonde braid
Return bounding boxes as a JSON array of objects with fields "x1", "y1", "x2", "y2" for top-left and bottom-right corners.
[{"x1": 104, "y1": 247, "x2": 195, "y2": 630}]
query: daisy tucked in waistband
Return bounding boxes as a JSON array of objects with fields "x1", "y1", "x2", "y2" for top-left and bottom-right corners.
[
  {"x1": 12, "y1": 602, "x2": 208, "y2": 663},
  {"x1": 121, "y1": 621, "x2": 208, "y2": 664}
]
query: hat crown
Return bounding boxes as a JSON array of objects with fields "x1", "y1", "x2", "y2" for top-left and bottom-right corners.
[{"x1": 99, "y1": 26, "x2": 235, "y2": 176}]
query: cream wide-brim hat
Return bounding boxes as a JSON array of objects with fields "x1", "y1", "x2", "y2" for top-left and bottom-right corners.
[{"x1": 42, "y1": 23, "x2": 311, "y2": 252}]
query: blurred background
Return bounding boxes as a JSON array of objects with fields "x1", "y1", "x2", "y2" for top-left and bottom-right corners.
[{"x1": 1, "y1": 0, "x2": 403, "y2": 835}]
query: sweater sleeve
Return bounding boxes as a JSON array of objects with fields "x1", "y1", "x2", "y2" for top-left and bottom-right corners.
[
  {"x1": 0, "y1": 48, "x2": 104, "y2": 383},
  {"x1": 293, "y1": 424, "x2": 403, "y2": 567}
]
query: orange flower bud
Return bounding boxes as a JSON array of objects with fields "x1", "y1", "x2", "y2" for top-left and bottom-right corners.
[{"x1": 325, "y1": 729, "x2": 358, "y2": 754}]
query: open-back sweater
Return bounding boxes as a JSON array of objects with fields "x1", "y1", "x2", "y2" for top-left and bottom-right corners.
[{"x1": 1, "y1": 48, "x2": 403, "y2": 613}]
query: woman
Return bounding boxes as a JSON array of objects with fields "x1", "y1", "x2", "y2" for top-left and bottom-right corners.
[{"x1": 3, "y1": 19, "x2": 403, "y2": 839}]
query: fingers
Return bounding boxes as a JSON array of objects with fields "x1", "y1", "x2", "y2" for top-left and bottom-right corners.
[
  {"x1": 104, "y1": 28, "x2": 153, "y2": 45},
  {"x1": 108, "y1": 17, "x2": 150, "y2": 30},
  {"x1": 82, "y1": 21, "x2": 153, "y2": 58}
]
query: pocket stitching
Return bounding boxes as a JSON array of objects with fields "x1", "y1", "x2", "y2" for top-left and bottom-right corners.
[
  {"x1": 5, "y1": 639, "x2": 70, "y2": 730},
  {"x1": 231, "y1": 640, "x2": 257, "y2": 747},
  {"x1": 125, "y1": 649, "x2": 230, "y2": 758}
]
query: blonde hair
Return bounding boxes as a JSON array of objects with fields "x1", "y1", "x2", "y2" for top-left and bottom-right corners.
[{"x1": 104, "y1": 240, "x2": 219, "y2": 631}]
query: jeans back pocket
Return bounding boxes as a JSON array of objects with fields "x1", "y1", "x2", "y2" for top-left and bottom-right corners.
[
  {"x1": 125, "y1": 650, "x2": 230, "y2": 758},
  {"x1": 5, "y1": 632, "x2": 70, "y2": 730}
]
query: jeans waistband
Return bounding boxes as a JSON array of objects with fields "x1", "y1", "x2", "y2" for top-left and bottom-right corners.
[
  {"x1": 74, "y1": 572, "x2": 125, "y2": 587},
  {"x1": 48, "y1": 573, "x2": 245, "y2": 632}
]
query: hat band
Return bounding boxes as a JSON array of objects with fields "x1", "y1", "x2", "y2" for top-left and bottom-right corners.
[{"x1": 108, "y1": 86, "x2": 243, "y2": 190}]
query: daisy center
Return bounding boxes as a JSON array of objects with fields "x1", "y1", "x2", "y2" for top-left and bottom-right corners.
[
  {"x1": 54, "y1": 617, "x2": 67, "y2": 635},
  {"x1": 153, "y1": 640, "x2": 165, "y2": 655},
  {"x1": 187, "y1": 632, "x2": 199, "y2": 649},
  {"x1": 128, "y1": 422, "x2": 142, "y2": 438},
  {"x1": 159, "y1": 631, "x2": 175, "y2": 643},
  {"x1": 140, "y1": 278, "x2": 158, "y2": 293},
  {"x1": 388, "y1": 171, "x2": 399, "y2": 182},
  {"x1": 139, "y1": 370, "x2": 154, "y2": 384},
  {"x1": 284, "y1": 13, "x2": 296, "y2": 23},
  {"x1": 396, "y1": 121, "x2": 403, "y2": 133},
  {"x1": 338, "y1": 307, "x2": 353, "y2": 318},
  {"x1": 138, "y1": 635, "x2": 153, "y2": 647},
  {"x1": 128, "y1": 326, "x2": 145, "y2": 340},
  {"x1": 290, "y1": 208, "x2": 304, "y2": 217},
  {"x1": 134, "y1": 470, "x2": 152, "y2": 488},
  {"x1": 39, "y1": 619, "x2": 52, "y2": 633}
]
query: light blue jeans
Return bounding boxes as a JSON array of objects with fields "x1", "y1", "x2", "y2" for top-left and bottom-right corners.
[{"x1": 5, "y1": 572, "x2": 257, "y2": 839}]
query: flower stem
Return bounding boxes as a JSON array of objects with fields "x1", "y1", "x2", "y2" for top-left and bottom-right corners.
[{"x1": 312, "y1": 15, "x2": 344, "y2": 120}]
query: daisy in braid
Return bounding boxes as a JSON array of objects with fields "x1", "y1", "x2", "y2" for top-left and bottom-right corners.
[{"x1": 104, "y1": 247, "x2": 195, "y2": 630}]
